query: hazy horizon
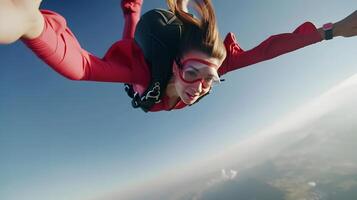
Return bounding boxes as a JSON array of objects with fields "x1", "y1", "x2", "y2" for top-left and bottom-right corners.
[{"x1": 101, "y1": 73, "x2": 357, "y2": 200}]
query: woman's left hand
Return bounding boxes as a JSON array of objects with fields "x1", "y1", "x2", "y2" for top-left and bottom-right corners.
[{"x1": 334, "y1": 10, "x2": 357, "y2": 38}]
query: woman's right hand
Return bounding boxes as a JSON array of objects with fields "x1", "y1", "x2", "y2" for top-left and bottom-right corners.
[
  {"x1": 333, "y1": 10, "x2": 357, "y2": 38},
  {"x1": 0, "y1": 0, "x2": 44, "y2": 44}
]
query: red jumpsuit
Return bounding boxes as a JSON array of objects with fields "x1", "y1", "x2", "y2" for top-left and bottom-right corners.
[{"x1": 22, "y1": 1, "x2": 323, "y2": 112}]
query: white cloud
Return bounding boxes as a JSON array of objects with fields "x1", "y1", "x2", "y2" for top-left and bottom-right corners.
[
  {"x1": 230, "y1": 169, "x2": 237, "y2": 179},
  {"x1": 221, "y1": 169, "x2": 229, "y2": 179},
  {"x1": 308, "y1": 181, "x2": 317, "y2": 187},
  {"x1": 221, "y1": 169, "x2": 238, "y2": 180},
  {"x1": 206, "y1": 168, "x2": 238, "y2": 187}
]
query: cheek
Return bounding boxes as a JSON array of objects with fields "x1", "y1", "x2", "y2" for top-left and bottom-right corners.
[
  {"x1": 175, "y1": 79, "x2": 198, "y2": 100},
  {"x1": 196, "y1": 88, "x2": 209, "y2": 99},
  {"x1": 174, "y1": 77, "x2": 187, "y2": 94}
]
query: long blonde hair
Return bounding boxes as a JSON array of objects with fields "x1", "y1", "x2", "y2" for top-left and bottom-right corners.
[{"x1": 166, "y1": 0, "x2": 226, "y2": 62}]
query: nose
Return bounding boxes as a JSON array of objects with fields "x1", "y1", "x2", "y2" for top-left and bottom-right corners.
[{"x1": 191, "y1": 80, "x2": 203, "y2": 94}]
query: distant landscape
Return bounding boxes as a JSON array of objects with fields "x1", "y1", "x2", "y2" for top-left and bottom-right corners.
[{"x1": 103, "y1": 74, "x2": 357, "y2": 200}]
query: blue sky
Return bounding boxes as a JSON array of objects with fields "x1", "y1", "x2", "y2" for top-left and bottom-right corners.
[{"x1": 0, "y1": 1, "x2": 356, "y2": 200}]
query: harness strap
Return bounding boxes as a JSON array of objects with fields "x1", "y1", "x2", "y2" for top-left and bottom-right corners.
[{"x1": 125, "y1": 9, "x2": 184, "y2": 112}]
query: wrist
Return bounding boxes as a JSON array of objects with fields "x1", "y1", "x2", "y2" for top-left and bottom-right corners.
[
  {"x1": 321, "y1": 22, "x2": 343, "y2": 39},
  {"x1": 322, "y1": 22, "x2": 334, "y2": 40}
]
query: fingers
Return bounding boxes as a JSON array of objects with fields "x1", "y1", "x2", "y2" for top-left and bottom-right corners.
[{"x1": 121, "y1": 0, "x2": 143, "y2": 14}]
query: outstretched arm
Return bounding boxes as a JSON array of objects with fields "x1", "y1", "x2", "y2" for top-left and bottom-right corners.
[
  {"x1": 219, "y1": 22, "x2": 322, "y2": 75},
  {"x1": 1, "y1": 1, "x2": 148, "y2": 85},
  {"x1": 0, "y1": 0, "x2": 44, "y2": 44},
  {"x1": 21, "y1": 10, "x2": 142, "y2": 83},
  {"x1": 219, "y1": 10, "x2": 357, "y2": 75}
]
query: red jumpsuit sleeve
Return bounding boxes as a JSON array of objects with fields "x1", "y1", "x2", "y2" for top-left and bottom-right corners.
[
  {"x1": 219, "y1": 22, "x2": 323, "y2": 75},
  {"x1": 21, "y1": 10, "x2": 142, "y2": 83}
]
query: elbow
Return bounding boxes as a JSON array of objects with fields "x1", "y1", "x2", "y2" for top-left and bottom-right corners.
[
  {"x1": 57, "y1": 59, "x2": 90, "y2": 81},
  {"x1": 260, "y1": 40, "x2": 278, "y2": 60},
  {"x1": 59, "y1": 68, "x2": 87, "y2": 81},
  {"x1": 65, "y1": 75, "x2": 84, "y2": 81},
  {"x1": 64, "y1": 72, "x2": 87, "y2": 81},
  {"x1": 262, "y1": 34, "x2": 291, "y2": 60}
]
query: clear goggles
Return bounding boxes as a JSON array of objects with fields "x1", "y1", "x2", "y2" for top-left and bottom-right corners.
[{"x1": 175, "y1": 58, "x2": 222, "y2": 88}]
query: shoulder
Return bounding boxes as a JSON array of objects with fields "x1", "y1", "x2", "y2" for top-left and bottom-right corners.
[
  {"x1": 223, "y1": 32, "x2": 244, "y2": 53},
  {"x1": 218, "y1": 32, "x2": 245, "y2": 75}
]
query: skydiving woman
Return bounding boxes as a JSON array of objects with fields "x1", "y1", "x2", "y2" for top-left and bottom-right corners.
[{"x1": 0, "y1": 0, "x2": 356, "y2": 112}]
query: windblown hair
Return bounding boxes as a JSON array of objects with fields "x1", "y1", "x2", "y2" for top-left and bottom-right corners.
[{"x1": 166, "y1": 0, "x2": 226, "y2": 63}]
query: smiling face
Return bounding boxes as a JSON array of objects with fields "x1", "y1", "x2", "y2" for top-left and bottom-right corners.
[{"x1": 172, "y1": 50, "x2": 224, "y2": 105}]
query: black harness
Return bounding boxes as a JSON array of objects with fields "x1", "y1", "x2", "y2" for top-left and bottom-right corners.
[{"x1": 125, "y1": 9, "x2": 209, "y2": 112}]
